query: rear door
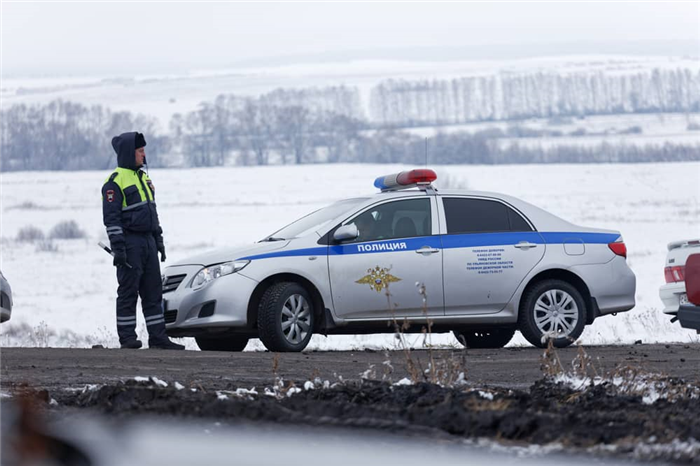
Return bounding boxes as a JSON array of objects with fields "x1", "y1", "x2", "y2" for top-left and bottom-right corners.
[
  {"x1": 440, "y1": 196, "x2": 545, "y2": 315},
  {"x1": 328, "y1": 196, "x2": 444, "y2": 319}
]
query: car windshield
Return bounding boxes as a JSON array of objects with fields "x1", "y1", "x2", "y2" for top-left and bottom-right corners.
[{"x1": 262, "y1": 198, "x2": 369, "y2": 241}]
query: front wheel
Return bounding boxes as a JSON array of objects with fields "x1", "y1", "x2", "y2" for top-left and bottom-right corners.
[
  {"x1": 518, "y1": 279, "x2": 586, "y2": 348},
  {"x1": 453, "y1": 328, "x2": 515, "y2": 349},
  {"x1": 195, "y1": 336, "x2": 249, "y2": 352},
  {"x1": 257, "y1": 282, "x2": 314, "y2": 352}
]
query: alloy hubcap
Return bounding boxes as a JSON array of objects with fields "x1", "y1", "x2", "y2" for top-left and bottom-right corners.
[
  {"x1": 281, "y1": 294, "x2": 311, "y2": 344},
  {"x1": 533, "y1": 289, "x2": 579, "y2": 338}
]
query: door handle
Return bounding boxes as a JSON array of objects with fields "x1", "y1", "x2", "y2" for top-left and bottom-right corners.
[
  {"x1": 514, "y1": 241, "x2": 538, "y2": 250},
  {"x1": 415, "y1": 246, "x2": 440, "y2": 254}
]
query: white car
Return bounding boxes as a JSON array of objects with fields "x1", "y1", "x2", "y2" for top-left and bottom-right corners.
[
  {"x1": 163, "y1": 169, "x2": 636, "y2": 352},
  {"x1": 659, "y1": 239, "x2": 700, "y2": 319},
  {"x1": 0, "y1": 270, "x2": 13, "y2": 323}
]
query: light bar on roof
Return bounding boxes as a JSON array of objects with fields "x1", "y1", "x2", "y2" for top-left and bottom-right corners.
[{"x1": 374, "y1": 169, "x2": 437, "y2": 192}]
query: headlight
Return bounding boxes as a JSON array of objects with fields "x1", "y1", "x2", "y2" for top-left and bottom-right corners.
[{"x1": 190, "y1": 260, "x2": 250, "y2": 290}]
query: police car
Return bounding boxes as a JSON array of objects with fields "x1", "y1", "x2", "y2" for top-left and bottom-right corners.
[{"x1": 163, "y1": 169, "x2": 636, "y2": 352}]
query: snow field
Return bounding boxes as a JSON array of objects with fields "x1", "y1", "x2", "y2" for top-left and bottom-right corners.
[{"x1": 1, "y1": 162, "x2": 699, "y2": 349}]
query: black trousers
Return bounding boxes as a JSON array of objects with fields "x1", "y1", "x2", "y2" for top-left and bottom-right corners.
[{"x1": 115, "y1": 233, "x2": 167, "y2": 345}]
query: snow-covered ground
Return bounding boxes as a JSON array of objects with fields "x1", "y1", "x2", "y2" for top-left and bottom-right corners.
[
  {"x1": 1, "y1": 162, "x2": 699, "y2": 349},
  {"x1": 403, "y1": 112, "x2": 700, "y2": 150}
]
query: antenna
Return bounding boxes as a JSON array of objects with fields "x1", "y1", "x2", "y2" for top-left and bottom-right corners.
[{"x1": 424, "y1": 137, "x2": 428, "y2": 167}]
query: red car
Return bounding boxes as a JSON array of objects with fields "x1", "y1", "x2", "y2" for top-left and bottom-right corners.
[{"x1": 678, "y1": 253, "x2": 700, "y2": 331}]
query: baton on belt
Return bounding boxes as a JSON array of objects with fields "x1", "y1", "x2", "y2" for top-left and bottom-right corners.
[{"x1": 98, "y1": 241, "x2": 132, "y2": 268}]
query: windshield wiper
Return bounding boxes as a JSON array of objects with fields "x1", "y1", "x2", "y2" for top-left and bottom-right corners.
[{"x1": 261, "y1": 237, "x2": 285, "y2": 242}]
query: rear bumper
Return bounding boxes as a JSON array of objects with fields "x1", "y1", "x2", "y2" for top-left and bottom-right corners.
[
  {"x1": 571, "y1": 256, "x2": 636, "y2": 316},
  {"x1": 659, "y1": 282, "x2": 686, "y2": 315},
  {"x1": 678, "y1": 304, "x2": 700, "y2": 331}
]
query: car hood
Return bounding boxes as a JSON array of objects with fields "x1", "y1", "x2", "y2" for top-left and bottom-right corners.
[{"x1": 171, "y1": 241, "x2": 290, "y2": 267}]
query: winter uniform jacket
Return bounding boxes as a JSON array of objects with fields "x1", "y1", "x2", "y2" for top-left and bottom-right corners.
[{"x1": 102, "y1": 132, "x2": 164, "y2": 254}]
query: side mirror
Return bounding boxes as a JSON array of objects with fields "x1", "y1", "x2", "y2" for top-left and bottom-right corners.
[{"x1": 333, "y1": 224, "x2": 359, "y2": 242}]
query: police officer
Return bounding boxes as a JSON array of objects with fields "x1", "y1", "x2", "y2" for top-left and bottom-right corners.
[{"x1": 102, "y1": 131, "x2": 184, "y2": 350}]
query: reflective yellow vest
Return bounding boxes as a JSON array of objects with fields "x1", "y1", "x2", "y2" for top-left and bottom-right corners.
[{"x1": 104, "y1": 167, "x2": 155, "y2": 208}]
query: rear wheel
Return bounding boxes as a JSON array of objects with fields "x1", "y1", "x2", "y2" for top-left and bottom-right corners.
[
  {"x1": 195, "y1": 336, "x2": 249, "y2": 352},
  {"x1": 518, "y1": 279, "x2": 586, "y2": 348},
  {"x1": 453, "y1": 328, "x2": 515, "y2": 348},
  {"x1": 258, "y1": 282, "x2": 314, "y2": 352}
]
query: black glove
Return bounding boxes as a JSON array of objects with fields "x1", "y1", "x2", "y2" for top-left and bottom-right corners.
[
  {"x1": 157, "y1": 243, "x2": 167, "y2": 263},
  {"x1": 113, "y1": 249, "x2": 128, "y2": 267}
]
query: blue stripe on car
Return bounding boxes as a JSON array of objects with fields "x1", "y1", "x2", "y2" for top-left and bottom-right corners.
[{"x1": 239, "y1": 231, "x2": 619, "y2": 260}]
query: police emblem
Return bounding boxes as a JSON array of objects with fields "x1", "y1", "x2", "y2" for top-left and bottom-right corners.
[
  {"x1": 356, "y1": 266, "x2": 401, "y2": 293},
  {"x1": 106, "y1": 190, "x2": 115, "y2": 203}
]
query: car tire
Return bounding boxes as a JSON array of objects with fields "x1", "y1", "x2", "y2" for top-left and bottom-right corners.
[
  {"x1": 518, "y1": 279, "x2": 586, "y2": 348},
  {"x1": 195, "y1": 336, "x2": 249, "y2": 352},
  {"x1": 453, "y1": 328, "x2": 515, "y2": 349},
  {"x1": 258, "y1": 282, "x2": 314, "y2": 352}
]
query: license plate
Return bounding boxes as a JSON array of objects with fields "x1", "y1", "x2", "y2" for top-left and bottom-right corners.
[{"x1": 680, "y1": 294, "x2": 689, "y2": 305}]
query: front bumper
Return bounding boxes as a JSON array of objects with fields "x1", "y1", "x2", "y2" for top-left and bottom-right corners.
[
  {"x1": 162, "y1": 265, "x2": 259, "y2": 337},
  {"x1": 659, "y1": 282, "x2": 686, "y2": 315}
]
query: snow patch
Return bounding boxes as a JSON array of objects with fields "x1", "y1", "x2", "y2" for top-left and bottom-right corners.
[
  {"x1": 553, "y1": 372, "x2": 700, "y2": 404},
  {"x1": 133, "y1": 376, "x2": 168, "y2": 387},
  {"x1": 151, "y1": 377, "x2": 168, "y2": 388}
]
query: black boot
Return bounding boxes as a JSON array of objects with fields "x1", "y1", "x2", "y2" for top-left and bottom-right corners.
[
  {"x1": 149, "y1": 338, "x2": 185, "y2": 350},
  {"x1": 121, "y1": 339, "x2": 143, "y2": 349}
]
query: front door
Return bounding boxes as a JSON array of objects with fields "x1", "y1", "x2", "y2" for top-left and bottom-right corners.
[
  {"x1": 440, "y1": 197, "x2": 545, "y2": 315},
  {"x1": 328, "y1": 197, "x2": 444, "y2": 320}
]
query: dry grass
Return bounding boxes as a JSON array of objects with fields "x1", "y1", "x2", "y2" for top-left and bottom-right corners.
[
  {"x1": 541, "y1": 341, "x2": 700, "y2": 403},
  {"x1": 370, "y1": 280, "x2": 468, "y2": 387}
]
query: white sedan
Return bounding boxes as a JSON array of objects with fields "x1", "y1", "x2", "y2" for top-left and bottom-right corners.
[
  {"x1": 0, "y1": 270, "x2": 13, "y2": 323},
  {"x1": 163, "y1": 169, "x2": 636, "y2": 352}
]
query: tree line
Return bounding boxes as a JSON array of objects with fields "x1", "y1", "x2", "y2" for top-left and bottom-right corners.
[
  {"x1": 370, "y1": 68, "x2": 700, "y2": 126},
  {"x1": 2, "y1": 78, "x2": 700, "y2": 171}
]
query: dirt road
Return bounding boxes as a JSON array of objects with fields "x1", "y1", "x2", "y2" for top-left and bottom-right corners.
[
  {"x1": 2, "y1": 344, "x2": 698, "y2": 391},
  {"x1": 3, "y1": 344, "x2": 700, "y2": 464}
]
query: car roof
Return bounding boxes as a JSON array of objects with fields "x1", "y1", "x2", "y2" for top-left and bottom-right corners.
[{"x1": 355, "y1": 187, "x2": 608, "y2": 234}]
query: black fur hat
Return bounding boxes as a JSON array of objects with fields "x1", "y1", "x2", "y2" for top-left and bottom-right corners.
[{"x1": 135, "y1": 132, "x2": 147, "y2": 150}]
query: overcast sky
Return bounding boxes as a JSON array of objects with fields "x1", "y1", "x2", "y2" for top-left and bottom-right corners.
[{"x1": 2, "y1": 2, "x2": 699, "y2": 76}]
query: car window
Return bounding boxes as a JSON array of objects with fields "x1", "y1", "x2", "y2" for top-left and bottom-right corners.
[
  {"x1": 442, "y1": 197, "x2": 532, "y2": 234},
  {"x1": 345, "y1": 198, "x2": 431, "y2": 242},
  {"x1": 508, "y1": 207, "x2": 533, "y2": 232}
]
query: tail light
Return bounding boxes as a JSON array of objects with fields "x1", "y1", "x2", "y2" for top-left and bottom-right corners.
[
  {"x1": 664, "y1": 266, "x2": 686, "y2": 283},
  {"x1": 608, "y1": 237, "x2": 627, "y2": 258}
]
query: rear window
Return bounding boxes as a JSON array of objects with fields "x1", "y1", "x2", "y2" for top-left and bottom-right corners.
[{"x1": 442, "y1": 198, "x2": 533, "y2": 234}]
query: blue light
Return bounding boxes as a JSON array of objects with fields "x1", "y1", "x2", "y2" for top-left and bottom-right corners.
[{"x1": 374, "y1": 176, "x2": 389, "y2": 190}]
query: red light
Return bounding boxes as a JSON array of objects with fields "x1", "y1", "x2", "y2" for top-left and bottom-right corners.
[
  {"x1": 608, "y1": 241, "x2": 627, "y2": 258},
  {"x1": 397, "y1": 169, "x2": 437, "y2": 186},
  {"x1": 664, "y1": 266, "x2": 686, "y2": 283}
]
